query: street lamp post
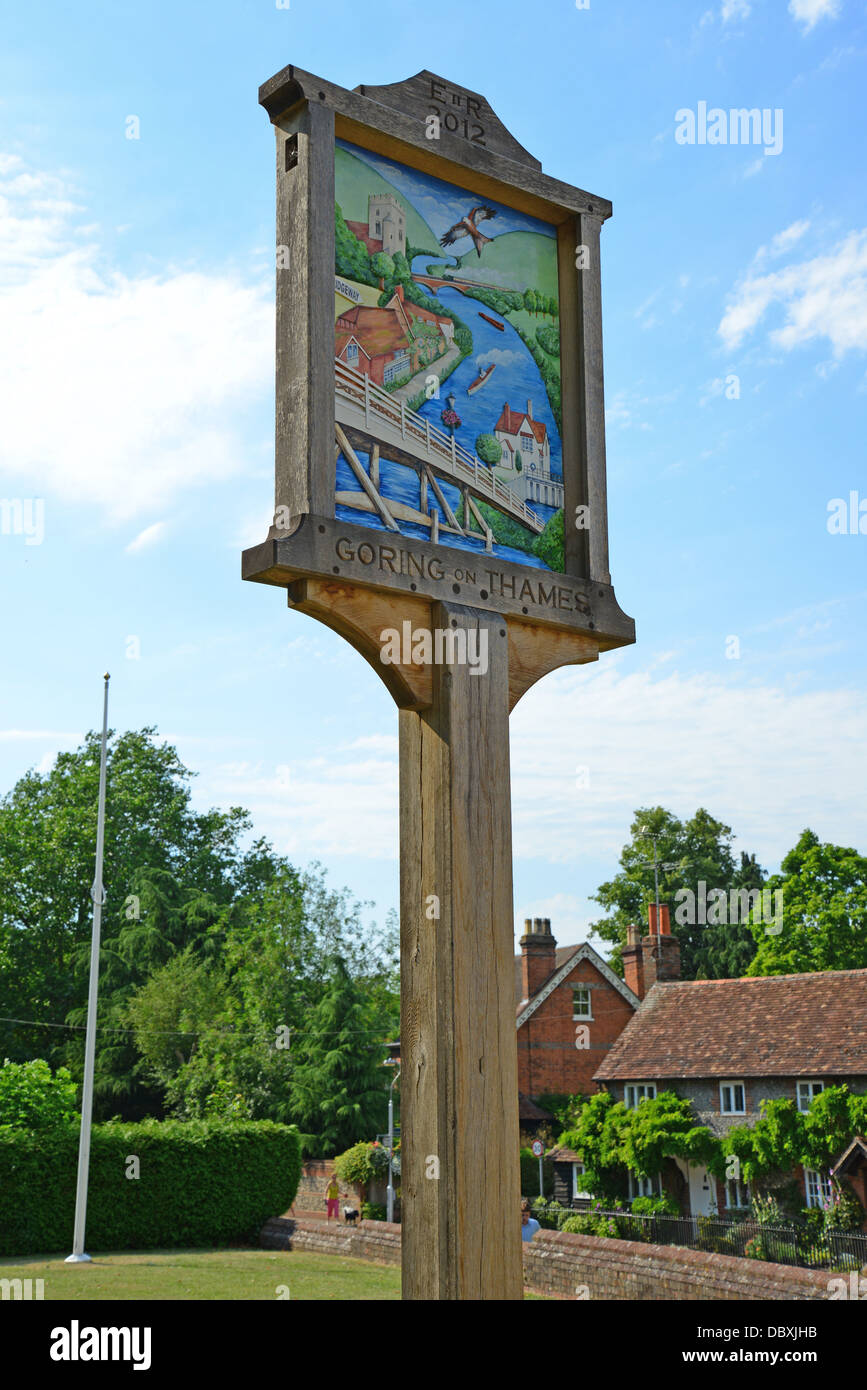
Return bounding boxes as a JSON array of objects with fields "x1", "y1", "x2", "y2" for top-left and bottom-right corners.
[
  {"x1": 386, "y1": 1066, "x2": 400, "y2": 1223},
  {"x1": 383, "y1": 1042, "x2": 401, "y2": 1224}
]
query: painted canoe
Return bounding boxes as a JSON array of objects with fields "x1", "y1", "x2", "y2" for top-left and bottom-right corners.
[{"x1": 478, "y1": 311, "x2": 505, "y2": 331}]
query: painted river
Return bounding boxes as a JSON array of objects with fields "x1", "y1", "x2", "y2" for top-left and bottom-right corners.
[{"x1": 335, "y1": 256, "x2": 562, "y2": 570}]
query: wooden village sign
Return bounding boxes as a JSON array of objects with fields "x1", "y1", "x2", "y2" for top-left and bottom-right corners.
[{"x1": 242, "y1": 62, "x2": 635, "y2": 1300}]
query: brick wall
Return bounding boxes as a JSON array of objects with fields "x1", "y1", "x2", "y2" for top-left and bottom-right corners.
[
  {"x1": 522, "y1": 1229, "x2": 833, "y2": 1300},
  {"x1": 291, "y1": 1159, "x2": 339, "y2": 1215},
  {"x1": 260, "y1": 1218, "x2": 836, "y2": 1299},
  {"x1": 262, "y1": 1216, "x2": 401, "y2": 1266},
  {"x1": 518, "y1": 958, "x2": 635, "y2": 1098}
]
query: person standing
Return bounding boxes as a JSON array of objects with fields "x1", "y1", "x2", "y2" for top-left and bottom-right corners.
[
  {"x1": 521, "y1": 1197, "x2": 540, "y2": 1242},
  {"x1": 324, "y1": 1173, "x2": 340, "y2": 1221}
]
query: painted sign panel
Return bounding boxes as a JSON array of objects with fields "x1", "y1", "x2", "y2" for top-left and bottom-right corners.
[
  {"x1": 243, "y1": 66, "x2": 635, "y2": 656},
  {"x1": 333, "y1": 138, "x2": 566, "y2": 574}
]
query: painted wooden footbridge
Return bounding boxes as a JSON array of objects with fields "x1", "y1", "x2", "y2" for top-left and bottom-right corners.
[{"x1": 334, "y1": 358, "x2": 544, "y2": 548}]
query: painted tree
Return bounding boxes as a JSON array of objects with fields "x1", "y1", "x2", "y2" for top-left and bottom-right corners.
[{"x1": 475, "y1": 432, "x2": 502, "y2": 466}]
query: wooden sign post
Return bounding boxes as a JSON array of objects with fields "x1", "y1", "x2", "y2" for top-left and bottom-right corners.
[{"x1": 243, "y1": 64, "x2": 635, "y2": 1300}]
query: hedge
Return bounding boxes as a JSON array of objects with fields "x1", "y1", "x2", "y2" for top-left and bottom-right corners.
[{"x1": 0, "y1": 1119, "x2": 301, "y2": 1256}]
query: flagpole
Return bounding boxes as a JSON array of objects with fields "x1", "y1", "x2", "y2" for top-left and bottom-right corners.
[{"x1": 66, "y1": 672, "x2": 110, "y2": 1263}]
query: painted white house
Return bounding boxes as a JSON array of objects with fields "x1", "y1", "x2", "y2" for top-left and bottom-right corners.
[{"x1": 492, "y1": 399, "x2": 562, "y2": 507}]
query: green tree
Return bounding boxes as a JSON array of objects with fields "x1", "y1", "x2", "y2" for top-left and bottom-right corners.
[
  {"x1": 746, "y1": 830, "x2": 867, "y2": 976},
  {"x1": 592, "y1": 807, "x2": 764, "y2": 979},
  {"x1": 290, "y1": 957, "x2": 389, "y2": 1156},
  {"x1": 475, "y1": 432, "x2": 502, "y2": 466},
  {"x1": 123, "y1": 947, "x2": 232, "y2": 1105}
]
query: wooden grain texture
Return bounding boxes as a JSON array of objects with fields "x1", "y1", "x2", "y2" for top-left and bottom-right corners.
[
  {"x1": 273, "y1": 101, "x2": 335, "y2": 524},
  {"x1": 575, "y1": 212, "x2": 611, "y2": 585},
  {"x1": 259, "y1": 66, "x2": 612, "y2": 223},
  {"x1": 399, "y1": 602, "x2": 522, "y2": 1300},
  {"x1": 242, "y1": 516, "x2": 636, "y2": 647},
  {"x1": 507, "y1": 619, "x2": 599, "y2": 711},
  {"x1": 285, "y1": 578, "x2": 433, "y2": 709},
  {"x1": 558, "y1": 217, "x2": 589, "y2": 581}
]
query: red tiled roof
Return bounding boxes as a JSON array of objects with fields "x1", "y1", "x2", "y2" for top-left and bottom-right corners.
[
  {"x1": 345, "y1": 220, "x2": 383, "y2": 255},
  {"x1": 518, "y1": 1092, "x2": 553, "y2": 1121},
  {"x1": 594, "y1": 970, "x2": 867, "y2": 1081},
  {"x1": 494, "y1": 402, "x2": 547, "y2": 445}
]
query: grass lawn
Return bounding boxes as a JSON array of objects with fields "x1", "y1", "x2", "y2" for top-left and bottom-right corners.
[{"x1": 0, "y1": 1248, "x2": 401, "y2": 1301}]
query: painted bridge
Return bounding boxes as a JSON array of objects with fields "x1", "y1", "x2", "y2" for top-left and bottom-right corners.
[{"x1": 334, "y1": 357, "x2": 545, "y2": 545}]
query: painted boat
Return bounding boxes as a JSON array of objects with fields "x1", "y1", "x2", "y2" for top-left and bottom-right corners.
[
  {"x1": 478, "y1": 311, "x2": 505, "y2": 331},
  {"x1": 466, "y1": 363, "x2": 497, "y2": 395}
]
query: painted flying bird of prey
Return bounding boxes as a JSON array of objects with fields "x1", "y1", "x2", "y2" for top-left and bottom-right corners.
[{"x1": 439, "y1": 205, "x2": 498, "y2": 258}]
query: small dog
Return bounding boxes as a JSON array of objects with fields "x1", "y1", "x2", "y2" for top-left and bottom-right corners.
[{"x1": 343, "y1": 1205, "x2": 360, "y2": 1225}]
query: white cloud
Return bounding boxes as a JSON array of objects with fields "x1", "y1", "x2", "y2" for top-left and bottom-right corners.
[
  {"x1": 509, "y1": 663, "x2": 867, "y2": 869},
  {"x1": 721, "y1": 0, "x2": 751, "y2": 21},
  {"x1": 125, "y1": 520, "x2": 168, "y2": 553},
  {"x1": 0, "y1": 155, "x2": 273, "y2": 522},
  {"x1": 719, "y1": 229, "x2": 867, "y2": 355},
  {"x1": 788, "y1": 0, "x2": 841, "y2": 31},
  {"x1": 765, "y1": 220, "x2": 811, "y2": 259},
  {"x1": 193, "y1": 665, "x2": 867, "y2": 885}
]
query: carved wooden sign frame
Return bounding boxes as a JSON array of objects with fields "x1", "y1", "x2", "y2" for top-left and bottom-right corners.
[{"x1": 242, "y1": 64, "x2": 635, "y2": 707}]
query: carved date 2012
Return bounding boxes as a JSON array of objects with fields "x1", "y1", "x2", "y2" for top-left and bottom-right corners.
[{"x1": 428, "y1": 78, "x2": 486, "y2": 146}]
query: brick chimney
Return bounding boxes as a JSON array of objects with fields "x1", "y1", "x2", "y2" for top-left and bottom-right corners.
[
  {"x1": 623, "y1": 922, "x2": 645, "y2": 999},
  {"x1": 623, "y1": 906, "x2": 680, "y2": 1001},
  {"x1": 642, "y1": 903, "x2": 680, "y2": 994},
  {"x1": 520, "y1": 917, "x2": 556, "y2": 1002},
  {"x1": 526, "y1": 399, "x2": 533, "y2": 419}
]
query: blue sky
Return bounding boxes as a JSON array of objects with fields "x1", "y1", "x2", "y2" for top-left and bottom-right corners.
[{"x1": 1, "y1": 0, "x2": 865, "y2": 954}]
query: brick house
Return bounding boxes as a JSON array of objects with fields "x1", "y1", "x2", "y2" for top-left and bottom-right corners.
[
  {"x1": 515, "y1": 917, "x2": 639, "y2": 1102},
  {"x1": 594, "y1": 925, "x2": 867, "y2": 1218}
]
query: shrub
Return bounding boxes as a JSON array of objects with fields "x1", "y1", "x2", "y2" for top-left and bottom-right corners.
[
  {"x1": 333, "y1": 1141, "x2": 377, "y2": 1188},
  {"x1": 0, "y1": 1119, "x2": 301, "y2": 1256},
  {"x1": 361, "y1": 1202, "x2": 386, "y2": 1221},
  {"x1": 630, "y1": 1193, "x2": 679, "y2": 1216},
  {"x1": 0, "y1": 1059, "x2": 78, "y2": 1133}
]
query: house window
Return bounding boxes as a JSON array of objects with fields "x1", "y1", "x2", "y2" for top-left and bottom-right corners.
[
  {"x1": 520, "y1": 433, "x2": 533, "y2": 453},
  {"x1": 346, "y1": 342, "x2": 359, "y2": 366},
  {"x1": 572, "y1": 987, "x2": 592, "y2": 1020},
  {"x1": 725, "y1": 1178, "x2": 751, "y2": 1210},
  {"x1": 804, "y1": 1167, "x2": 832, "y2": 1210},
  {"x1": 720, "y1": 1081, "x2": 746, "y2": 1115},
  {"x1": 624, "y1": 1083, "x2": 656, "y2": 1109},
  {"x1": 797, "y1": 1080, "x2": 825, "y2": 1113},
  {"x1": 628, "y1": 1171, "x2": 661, "y2": 1200},
  {"x1": 572, "y1": 1163, "x2": 592, "y2": 1200}
]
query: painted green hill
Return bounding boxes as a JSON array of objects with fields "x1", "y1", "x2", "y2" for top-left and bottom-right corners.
[
  {"x1": 449, "y1": 230, "x2": 559, "y2": 298},
  {"x1": 335, "y1": 145, "x2": 441, "y2": 254}
]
